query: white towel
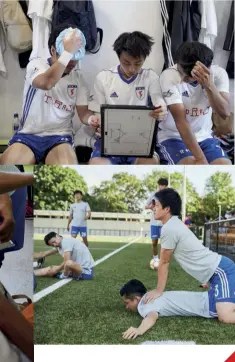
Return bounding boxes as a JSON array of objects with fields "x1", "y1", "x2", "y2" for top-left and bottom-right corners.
[{"x1": 199, "y1": 0, "x2": 217, "y2": 50}]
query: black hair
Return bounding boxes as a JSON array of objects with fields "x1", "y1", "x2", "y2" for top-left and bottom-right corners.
[
  {"x1": 154, "y1": 188, "x2": 182, "y2": 216},
  {"x1": 158, "y1": 178, "x2": 168, "y2": 187},
  {"x1": 113, "y1": 31, "x2": 154, "y2": 59},
  {"x1": 48, "y1": 24, "x2": 76, "y2": 53},
  {"x1": 175, "y1": 41, "x2": 214, "y2": 76},
  {"x1": 74, "y1": 190, "x2": 83, "y2": 196},
  {"x1": 120, "y1": 279, "x2": 147, "y2": 299},
  {"x1": 44, "y1": 232, "x2": 57, "y2": 246}
]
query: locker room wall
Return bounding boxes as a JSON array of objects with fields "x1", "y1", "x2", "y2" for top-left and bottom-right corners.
[{"x1": 0, "y1": 0, "x2": 233, "y2": 139}]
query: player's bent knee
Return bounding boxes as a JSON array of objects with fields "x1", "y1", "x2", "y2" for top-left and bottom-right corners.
[
  {"x1": 65, "y1": 260, "x2": 74, "y2": 268},
  {"x1": 177, "y1": 156, "x2": 196, "y2": 165},
  {"x1": 89, "y1": 157, "x2": 111, "y2": 165},
  {"x1": 210, "y1": 158, "x2": 232, "y2": 165},
  {"x1": 152, "y1": 239, "x2": 158, "y2": 246}
]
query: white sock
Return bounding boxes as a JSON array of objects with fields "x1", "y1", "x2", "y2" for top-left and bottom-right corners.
[
  {"x1": 33, "y1": 261, "x2": 38, "y2": 268},
  {"x1": 153, "y1": 255, "x2": 159, "y2": 260}
]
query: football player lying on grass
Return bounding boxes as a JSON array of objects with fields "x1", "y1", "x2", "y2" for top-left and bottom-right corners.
[
  {"x1": 120, "y1": 279, "x2": 219, "y2": 340},
  {"x1": 34, "y1": 232, "x2": 94, "y2": 281}
]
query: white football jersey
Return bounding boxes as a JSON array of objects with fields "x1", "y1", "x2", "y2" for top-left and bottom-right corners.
[
  {"x1": 88, "y1": 65, "x2": 165, "y2": 112},
  {"x1": 158, "y1": 64, "x2": 229, "y2": 143},
  {"x1": 18, "y1": 58, "x2": 89, "y2": 136}
]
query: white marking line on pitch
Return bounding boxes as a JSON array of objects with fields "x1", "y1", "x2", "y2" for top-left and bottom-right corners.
[{"x1": 33, "y1": 235, "x2": 141, "y2": 303}]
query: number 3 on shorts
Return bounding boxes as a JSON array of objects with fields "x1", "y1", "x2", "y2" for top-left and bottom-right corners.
[{"x1": 214, "y1": 284, "x2": 219, "y2": 297}]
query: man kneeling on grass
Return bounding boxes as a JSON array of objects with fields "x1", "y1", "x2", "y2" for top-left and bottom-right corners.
[
  {"x1": 34, "y1": 232, "x2": 94, "y2": 280},
  {"x1": 120, "y1": 279, "x2": 221, "y2": 340}
]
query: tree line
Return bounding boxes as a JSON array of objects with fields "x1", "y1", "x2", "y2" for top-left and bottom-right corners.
[{"x1": 34, "y1": 166, "x2": 235, "y2": 226}]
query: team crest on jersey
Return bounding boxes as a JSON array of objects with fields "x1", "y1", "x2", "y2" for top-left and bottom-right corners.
[
  {"x1": 136, "y1": 87, "x2": 145, "y2": 100},
  {"x1": 67, "y1": 85, "x2": 77, "y2": 98}
]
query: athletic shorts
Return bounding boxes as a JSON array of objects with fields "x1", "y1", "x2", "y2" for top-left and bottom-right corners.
[
  {"x1": 208, "y1": 256, "x2": 235, "y2": 317},
  {"x1": 150, "y1": 225, "x2": 162, "y2": 240},
  {"x1": 9, "y1": 133, "x2": 74, "y2": 163},
  {"x1": 56, "y1": 267, "x2": 94, "y2": 281},
  {"x1": 71, "y1": 226, "x2": 87, "y2": 237},
  {"x1": 157, "y1": 137, "x2": 229, "y2": 165},
  {"x1": 91, "y1": 139, "x2": 136, "y2": 165}
]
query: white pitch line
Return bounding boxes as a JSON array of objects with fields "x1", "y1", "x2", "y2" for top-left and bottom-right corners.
[{"x1": 33, "y1": 235, "x2": 141, "y2": 303}]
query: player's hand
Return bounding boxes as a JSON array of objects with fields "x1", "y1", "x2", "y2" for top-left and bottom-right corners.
[
  {"x1": 0, "y1": 197, "x2": 15, "y2": 244},
  {"x1": 149, "y1": 104, "x2": 168, "y2": 121},
  {"x1": 191, "y1": 61, "x2": 212, "y2": 89},
  {"x1": 63, "y1": 29, "x2": 83, "y2": 54},
  {"x1": 122, "y1": 327, "x2": 142, "y2": 339},
  {"x1": 144, "y1": 289, "x2": 162, "y2": 304},
  {"x1": 88, "y1": 115, "x2": 100, "y2": 130}
]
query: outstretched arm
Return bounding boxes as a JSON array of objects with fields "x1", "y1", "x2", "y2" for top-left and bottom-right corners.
[
  {"x1": 0, "y1": 172, "x2": 34, "y2": 194},
  {"x1": 34, "y1": 248, "x2": 58, "y2": 259},
  {"x1": 122, "y1": 312, "x2": 158, "y2": 339}
]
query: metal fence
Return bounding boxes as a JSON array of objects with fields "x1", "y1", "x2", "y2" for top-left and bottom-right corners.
[{"x1": 204, "y1": 218, "x2": 235, "y2": 261}]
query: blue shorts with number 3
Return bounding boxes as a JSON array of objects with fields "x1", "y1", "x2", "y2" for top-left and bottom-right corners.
[{"x1": 208, "y1": 256, "x2": 235, "y2": 317}]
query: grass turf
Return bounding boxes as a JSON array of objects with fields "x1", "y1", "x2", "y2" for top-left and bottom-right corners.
[{"x1": 34, "y1": 237, "x2": 234, "y2": 345}]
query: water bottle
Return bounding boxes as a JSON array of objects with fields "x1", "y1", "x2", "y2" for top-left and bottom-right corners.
[{"x1": 12, "y1": 113, "x2": 19, "y2": 134}]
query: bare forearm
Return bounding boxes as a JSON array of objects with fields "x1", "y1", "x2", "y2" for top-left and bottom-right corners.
[
  {"x1": 176, "y1": 120, "x2": 207, "y2": 162},
  {"x1": 0, "y1": 173, "x2": 34, "y2": 194},
  {"x1": 206, "y1": 85, "x2": 230, "y2": 119},
  {"x1": 138, "y1": 314, "x2": 158, "y2": 335},
  {"x1": 34, "y1": 249, "x2": 56, "y2": 259},
  {"x1": 156, "y1": 262, "x2": 170, "y2": 294},
  {"x1": 81, "y1": 110, "x2": 94, "y2": 125},
  {"x1": 0, "y1": 295, "x2": 34, "y2": 361}
]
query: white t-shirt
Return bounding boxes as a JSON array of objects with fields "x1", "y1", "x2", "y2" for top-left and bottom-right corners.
[
  {"x1": 161, "y1": 216, "x2": 221, "y2": 283},
  {"x1": 58, "y1": 237, "x2": 94, "y2": 273},
  {"x1": 70, "y1": 201, "x2": 91, "y2": 227},
  {"x1": 158, "y1": 64, "x2": 229, "y2": 143},
  {"x1": 138, "y1": 291, "x2": 212, "y2": 318},
  {"x1": 18, "y1": 58, "x2": 89, "y2": 136},
  {"x1": 145, "y1": 191, "x2": 162, "y2": 227},
  {"x1": 89, "y1": 65, "x2": 165, "y2": 112}
]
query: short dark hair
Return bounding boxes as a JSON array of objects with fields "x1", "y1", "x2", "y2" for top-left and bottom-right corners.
[
  {"x1": 74, "y1": 190, "x2": 83, "y2": 196},
  {"x1": 44, "y1": 232, "x2": 57, "y2": 246},
  {"x1": 113, "y1": 31, "x2": 154, "y2": 59},
  {"x1": 120, "y1": 279, "x2": 147, "y2": 299},
  {"x1": 154, "y1": 188, "x2": 182, "y2": 216},
  {"x1": 48, "y1": 24, "x2": 75, "y2": 53},
  {"x1": 158, "y1": 178, "x2": 168, "y2": 187},
  {"x1": 175, "y1": 41, "x2": 214, "y2": 76}
]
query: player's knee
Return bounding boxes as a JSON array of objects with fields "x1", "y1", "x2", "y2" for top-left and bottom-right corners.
[
  {"x1": 89, "y1": 157, "x2": 111, "y2": 165},
  {"x1": 178, "y1": 156, "x2": 196, "y2": 165},
  {"x1": 217, "y1": 310, "x2": 234, "y2": 324},
  {"x1": 65, "y1": 260, "x2": 74, "y2": 268}
]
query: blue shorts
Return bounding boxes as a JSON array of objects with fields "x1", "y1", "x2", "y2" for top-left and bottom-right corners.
[
  {"x1": 56, "y1": 267, "x2": 94, "y2": 281},
  {"x1": 91, "y1": 139, "x2": 136, "y2": 165},
  {"x1": 0, "y1": 186, "x2": 27, "y2": 267},
  {"x1": 208, "y1": 256, "x2": 235, "y2": 317},
  {"x1": 71, "y1": 226, "x2": 87, "y2": 237},
  {"x1": 76, "y1": 267, "x2": 94, "y2": 280},
  {"x1": 9, "y1": 133, "x2": 74, "y2": 164},
  {"x1": 151, "y1": 225, "x2": 162, "y2": 240},
  {"x1": 158, "y1": 137, "x2": 229, "y2": 165}
]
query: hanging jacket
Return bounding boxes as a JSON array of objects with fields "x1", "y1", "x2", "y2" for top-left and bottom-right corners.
[
  {"x1": 223, "y1": 0, "x2": 234, "y2": 79},
  {"x1": 160, "y1": 0, "x2": 201, "y2": 69}
]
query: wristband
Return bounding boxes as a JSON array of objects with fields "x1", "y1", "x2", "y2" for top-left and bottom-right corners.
[
  {"x1": 88, "y1": 116, "x2": 93, "y2": 125},
  {"x1": 58, "y1": 51, "x2": 73, "y2": 67}
]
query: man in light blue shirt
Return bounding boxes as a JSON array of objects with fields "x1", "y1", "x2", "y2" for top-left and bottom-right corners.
[{"x1": 67, "y1": 190, "x2": 91, "y2": 247}]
